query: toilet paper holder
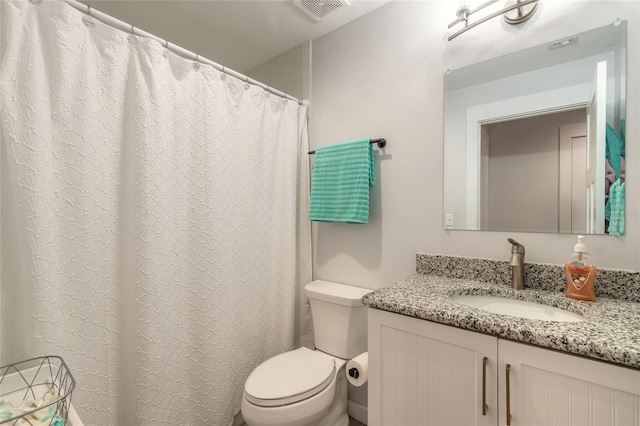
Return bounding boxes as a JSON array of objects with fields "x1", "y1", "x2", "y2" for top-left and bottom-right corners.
[{"x1": 346, "y1": 352, "x2": 368, "y2": 387}]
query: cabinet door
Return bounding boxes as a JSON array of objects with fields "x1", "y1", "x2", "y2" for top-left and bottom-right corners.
[
  {"x1": 498, "y1": 339, "x2": 640, "y2": 426},
  {"x1": 368, "y1": 309, "x2": 498, "y2": 426}
]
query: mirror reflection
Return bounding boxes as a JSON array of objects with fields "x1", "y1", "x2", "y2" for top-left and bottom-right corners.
[{"x1": 444, "y1": 21, "x2": 627, "y2": 235}]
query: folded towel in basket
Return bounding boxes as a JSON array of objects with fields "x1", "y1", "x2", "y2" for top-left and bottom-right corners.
[
  {"x1": 309, "y1": 138, "x2": 374, "y2": 224},
  {"x1": 0, "y1": 389, "x2": 64, "y2": 426}
]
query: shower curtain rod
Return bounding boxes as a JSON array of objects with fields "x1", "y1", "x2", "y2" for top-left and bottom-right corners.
[{"x1": 61, "y1": 0, "x2": 309, "y2": 106}]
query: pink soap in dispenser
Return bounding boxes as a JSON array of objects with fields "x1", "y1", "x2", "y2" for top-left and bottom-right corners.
[{"x1": 565, "y1": 236, "x2": 596, "y2": 301}]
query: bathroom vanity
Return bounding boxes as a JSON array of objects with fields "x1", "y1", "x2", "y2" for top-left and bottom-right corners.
[{"x1": 363, "y1": 262, "x2": 640, "y2": 426}]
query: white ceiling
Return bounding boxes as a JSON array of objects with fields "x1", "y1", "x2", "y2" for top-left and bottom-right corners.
[{"x1": 82, "y1": 0, "x2": 390, "y2": 73}]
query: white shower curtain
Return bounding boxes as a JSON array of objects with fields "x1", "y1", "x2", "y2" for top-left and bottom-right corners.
[{"x1": 0, "y1": 0, "x2": 311, "y2": 424}]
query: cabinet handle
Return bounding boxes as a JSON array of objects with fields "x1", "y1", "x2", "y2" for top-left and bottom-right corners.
[
  {"x1": 482, "y1": 357, "x2": 488, "y2": 416},
  {"x1": 506, "y1": 364, "x2": 511, "y2": 426}
]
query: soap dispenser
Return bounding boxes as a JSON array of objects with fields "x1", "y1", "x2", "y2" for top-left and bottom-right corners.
[{"x1": 565, "y1": 236, "x2": 596, "y2": 301}]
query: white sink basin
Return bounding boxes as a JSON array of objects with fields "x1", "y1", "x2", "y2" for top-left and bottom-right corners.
[{"x1": 452, "y1": 295, "x2": 585, "y2": 322}]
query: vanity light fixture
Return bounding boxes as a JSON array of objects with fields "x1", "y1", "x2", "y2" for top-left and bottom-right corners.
[{"x1": 448, "y1": 0, "x2": 539, "y2": 41}]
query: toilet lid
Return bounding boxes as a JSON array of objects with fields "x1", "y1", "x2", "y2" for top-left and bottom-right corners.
[{"x1": 244, "y1": 347, "x2": 336, "y2": 407}]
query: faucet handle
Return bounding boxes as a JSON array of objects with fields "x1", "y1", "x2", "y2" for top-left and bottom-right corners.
[
  {"x1": 507, "y1": 238, "x2": 525, "y2": 254},
  {"x1": 508, "y1": 238, "x2": 526, "y2": 290}
]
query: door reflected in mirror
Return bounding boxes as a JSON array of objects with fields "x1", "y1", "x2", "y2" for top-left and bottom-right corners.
[
  {"x1": 480, "y1": 108, "x2": 587, "y2": 233},
  {"x1": 444, "y1": 21, "x2": 626, "y2": 235}
]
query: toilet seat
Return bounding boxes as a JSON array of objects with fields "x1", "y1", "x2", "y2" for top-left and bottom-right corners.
[{"x1": 244, "y1": 347, "x2": 336, "y2": 407}]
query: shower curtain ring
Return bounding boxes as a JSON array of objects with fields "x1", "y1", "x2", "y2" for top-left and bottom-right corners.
[
  {"x1": 162, "y1": 40, "x2": 170, "y2": 57},
  {"x1": 127, "y1": 25, "x2": 138, "y2": 43},
  {"x1": 82, "y1": 5, "x2": 95, "y2": 26}
]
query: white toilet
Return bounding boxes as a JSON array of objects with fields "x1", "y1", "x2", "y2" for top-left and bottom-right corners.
[{"x1": 241, "y1": 280, "x2": 371, "y2": 426}]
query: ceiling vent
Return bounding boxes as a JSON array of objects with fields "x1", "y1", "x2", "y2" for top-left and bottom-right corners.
[{"x1": 292, "y1": 0, "x2": 351, "y2": 21}]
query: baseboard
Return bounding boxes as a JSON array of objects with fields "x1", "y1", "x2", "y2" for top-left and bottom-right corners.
[
  {"x1": 239, "y1": 400, "x2": 365, "y2": 425},
  {"x1": 348, "y1": 399, "x2": 368, "y2": 425}
]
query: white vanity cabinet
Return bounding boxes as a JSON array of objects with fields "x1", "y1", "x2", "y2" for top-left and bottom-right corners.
[
  {"x1": 368, "y1": 308, "x2": 498, "y2": 426},
  {"x1": 368, "y1": 308, "x2": 640, "y2": 426},
  {"x1": 499, "y1": 339, "x2": 640, "y2": 426}
]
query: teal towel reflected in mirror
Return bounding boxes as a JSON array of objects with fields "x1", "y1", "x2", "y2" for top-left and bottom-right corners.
[
  {"x1": 309, "y1": 138, "x2": 374, "y2": 224},
  {"x1": 605, "y1": 120, "x2": 625, "y2": 234},
  {"x1": 608, "y1": 180, "x2": 625, "y2": 235},
  {"x1": 606, "y1": 123, "x2": 623, "y2": 181}
]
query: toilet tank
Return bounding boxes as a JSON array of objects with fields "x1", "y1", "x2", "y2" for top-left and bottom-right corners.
[{"x1": 305, "y1": 280, "x2": 372, "y2": 360}]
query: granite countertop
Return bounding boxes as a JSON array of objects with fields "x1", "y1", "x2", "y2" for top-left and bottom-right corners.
[{"x1": 362, "y1": 274, "x2": 640, "y2": 370}]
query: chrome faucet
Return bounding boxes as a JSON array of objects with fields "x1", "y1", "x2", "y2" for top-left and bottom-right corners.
[{"x1": 508, "y1": 238, "x2": 525, "y2": 290}]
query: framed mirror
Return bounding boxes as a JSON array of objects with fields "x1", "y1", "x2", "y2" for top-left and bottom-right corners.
[{"x1": 443, "y1": 21, "x2": 627, "y2": 235}]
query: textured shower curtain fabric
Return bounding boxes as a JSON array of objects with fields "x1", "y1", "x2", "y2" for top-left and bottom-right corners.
[{"x1": 0, "y1": 0, "x2": 311, "y2": 424}]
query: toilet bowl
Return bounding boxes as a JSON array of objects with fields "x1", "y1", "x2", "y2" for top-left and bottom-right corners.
[
  {"x1": 240, "y1": 348, "x2": 348, "y2": 426},
  {"x1": 241, "y1": 280, "x2": 371, "y2": 426}
]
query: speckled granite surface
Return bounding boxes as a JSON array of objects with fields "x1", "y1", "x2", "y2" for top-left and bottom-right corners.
[
  {"x1": 416, "y1": 254, "x2": 640, "y2": 302},
  {"x1": 363, "y1": 273, "x2": 640, "y2": 370}
]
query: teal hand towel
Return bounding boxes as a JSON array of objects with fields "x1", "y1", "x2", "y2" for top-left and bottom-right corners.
[
  {"x1": 605, "y1": 124, "x2": 623, "y2": 180},
  {"x1": 608, "y1": 179, "x2": 625, "y2": 235},
  {"x1": 309, "y1": 138, "x2": 374, "y2": 224}
]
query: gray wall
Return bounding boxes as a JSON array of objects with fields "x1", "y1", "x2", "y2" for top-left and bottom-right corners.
[
  {"x1": 247, "y1": 41, "x2": 311, "y2": 102},
  {"x1": 309, "y1": 0, "x2": 640, "y2": 290}
]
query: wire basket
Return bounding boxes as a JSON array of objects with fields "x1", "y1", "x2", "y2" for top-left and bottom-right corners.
[{"x1": 0, "y1": 356, "x2": 76, "y2": 426}]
